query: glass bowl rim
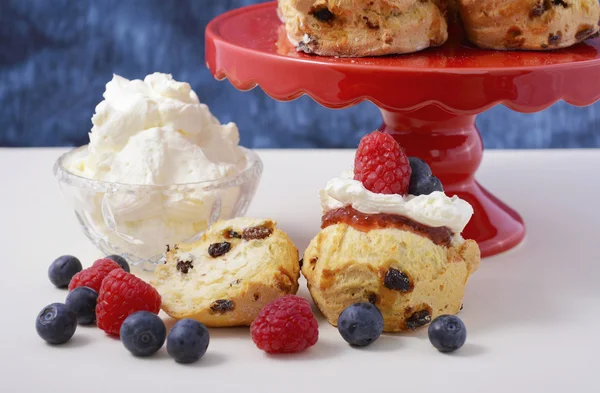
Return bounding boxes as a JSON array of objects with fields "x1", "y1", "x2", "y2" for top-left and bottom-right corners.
[{"x1": 53, "y1": 145, "x2": 263, "y2": 191}]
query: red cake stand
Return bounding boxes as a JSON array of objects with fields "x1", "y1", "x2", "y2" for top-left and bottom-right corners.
[{"x1": 205, "y1": 1, "x2": 600, "y2": 257}]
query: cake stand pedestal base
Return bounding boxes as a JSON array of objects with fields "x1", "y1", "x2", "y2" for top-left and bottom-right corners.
[{"x1": 380, "y1": 106, "x2": 525, "y2": 257}]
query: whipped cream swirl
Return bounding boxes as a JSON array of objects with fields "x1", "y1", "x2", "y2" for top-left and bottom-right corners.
[
  {"x1": 320, "y1": 171, "x2": 474, "y2": 235},
  {"x1": 72, "y1": 72, "x2": 245, "y2": 184}
]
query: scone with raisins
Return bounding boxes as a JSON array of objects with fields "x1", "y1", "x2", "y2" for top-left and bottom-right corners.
[
  {"x1": 456, "y1": 0, "x2": 600, "y2": 50},
  {"x1": 151, "y1": 218, "x2": 300, "y2": 327},
  {"x1": 302, "y1": 131, "x2": 480, "y2": 332},
  {"x1": 303, "y1": 225, "x2": 480, "y2": 332},
  {"x1": 278, "y1": 0, "x2": 449, "y2": 57}
]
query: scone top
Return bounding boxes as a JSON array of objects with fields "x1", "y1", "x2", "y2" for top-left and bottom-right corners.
[{"x1": 319, "y1": 131, "x2": 474, "y2": 237}]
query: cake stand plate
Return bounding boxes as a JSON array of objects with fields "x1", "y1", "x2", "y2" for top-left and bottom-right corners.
[{"x1": 205, "y1": 1, "x2": 600, "y2": 257}]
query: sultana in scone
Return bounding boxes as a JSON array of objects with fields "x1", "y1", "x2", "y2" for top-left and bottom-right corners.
[
  {"x1": 277, "y1": 0, "x2": 449, "y2": 57},
  {"x1": 456, "y1": 0, "x2": 600, "y2": 50},
  {"x1": 151, "y1": 218, "x2": 300, "y2": 327}
]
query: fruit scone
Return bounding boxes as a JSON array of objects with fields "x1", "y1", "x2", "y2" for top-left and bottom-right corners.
[
  {"x1": 277, "y1": 0, "x2": 449, "y2": 57},
  {"x1": 152, "y1": 218, "x2": 300, "y2": 327},
  {"x1": 303, "y1": 131, "x2": 480, "y2": 332},
  {"x1": 456, "y1": 0, "x2": 600, "y2": 50}
]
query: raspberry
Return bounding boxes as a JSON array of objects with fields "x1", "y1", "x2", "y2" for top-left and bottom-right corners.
[
  {"x1": 354, "y1": 131, "x2": 412, "y2": 195},
  {"x1": 96, "y1": 269, "x2": 161, "y2": 336},
  {"x1": 68, "y1": 258, "x2": 120, "y2": 292},
  {"x1": 250, "y1": 295, "x2": 318, "y2": 354}
]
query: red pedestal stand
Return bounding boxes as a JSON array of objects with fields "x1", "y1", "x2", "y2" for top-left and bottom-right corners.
[{"x1": 205, "y1": 2, "x2": 600, "y2": 257}]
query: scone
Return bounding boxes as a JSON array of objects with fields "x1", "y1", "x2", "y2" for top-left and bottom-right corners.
[
  {"x1": 303, "y1": 224, "x2": 480, "y2": 332},
  {"x1": 278, "y1": 0, "x2": 449, "y2": 57},
  {"x1": 302, "y1": 131, "x2": 480, "y2": 332},
  {"x1": 151, "y1": 218, "x2": 300, "y2": 327},
  {"x1": 456, "y1": 0, "x2": 600, "y2": 50}
]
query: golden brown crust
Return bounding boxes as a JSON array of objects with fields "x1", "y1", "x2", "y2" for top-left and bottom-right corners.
[
  {"x1": 456, "y1": 0, "x2": 600, "y2": 50},
  {"x1": 278, "y1": 0, "x2": 449, "y2": 57},
  {"x1": 302, "y1": 223, "x2": 480, "y2": 332},
  {"x1": 151, "y1": 218, "x2": 300, "y2": 327}
]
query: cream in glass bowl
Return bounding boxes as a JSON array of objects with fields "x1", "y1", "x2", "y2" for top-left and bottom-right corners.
[{"x1": 53, "y1": 73, "x2": 262, "y2": 270}]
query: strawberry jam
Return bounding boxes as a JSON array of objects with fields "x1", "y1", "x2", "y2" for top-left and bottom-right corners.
[{"x1": 321, "y1": 206, "x2": 453, "y2": 247}]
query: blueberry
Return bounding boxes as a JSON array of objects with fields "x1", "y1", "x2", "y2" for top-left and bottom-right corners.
[
  {"x1": 36, "y1": 303, "x2": 77, "y2": 344},
  {"x1": 48, "y1": 255, "x2": 82, "y2": 288},
  {"x1": 409, "y1": 175, "x2": 444, "y2": 196},
  {"x1": 428, "y1": 315, "x2": 467, "y2": 353},
  {"x1": 65, "y1": 286, "x2": 98, "y2": 325},
  {"x1": 106, "y1": 254, "x2": 130, "y2": 273},
  {"x1": 337, "y1": 302, "x2": 384, "y2": 347},
  {"x1": 409, "y1": 157, "x2": 432, "y2": 180},
  {"x1": 120, "y1": 311, "x2": 166, "y2": 357},
  {"x1": 167, "y1": 319, "x2": 210, "y2": 364}
]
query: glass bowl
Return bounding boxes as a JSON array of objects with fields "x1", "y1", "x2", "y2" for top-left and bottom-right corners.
[{"x1": 53, "y1": 146, "x2": 263, "y2": 271}]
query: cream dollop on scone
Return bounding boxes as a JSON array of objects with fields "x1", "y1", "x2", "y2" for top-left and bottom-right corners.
[
  {"x1": 456, "y1": 0, "x2": 600, "y2": 50},
  {"x1": 152, "y1": 218, "x2": 300, "y2": 327},
  {"x1": 303, "y1": 132, "x2": 480, "y2": 332},
  {"x1": 278, "y1": 0, "x2": 449, "y2": 57}
]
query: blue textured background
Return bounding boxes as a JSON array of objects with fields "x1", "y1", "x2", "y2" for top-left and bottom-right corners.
[{"x1": 0, "y1": 0, "x2": 598, "y2": 148}]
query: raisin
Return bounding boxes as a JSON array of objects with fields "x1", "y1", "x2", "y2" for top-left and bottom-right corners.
[
  {"x1": 576, "y1": 26, "x2": 595, "y2": 41},
  {"x1": 405, "y1": 310, "x2": 432, "y2": 330},
  {"x1": 176, "y1": 260, "x2": 193, "y2": 274},
  {"x1": 224, "y1": 230, "x2": 241, "y2": 239},
  {"x1": 530, "y1": 1, "x2": 546, "y2": 18},
  {"x1": 548, "y1": 31, "x2": 562, "y2": 45},
  {"x1": 460, "y1": 304, "x2": 464, "y2": 311},
  {"x1": 242, "y1": 226, "x2": 272, "y2": 240},
  {"x1": 210, "y1": 299, "x2": 235, "y2": 313},
  {"x1": 368, "y1": 293, "x2": 378, "y2": 304},
  {"x1": 310, "y1": 7, "x2": 334, "y2": 22},
  {"x1": 208, "y1": 242, "x2": 231, "y2": 258},
  {"x1": 384, "y1": 268, "x2": 412, "y2": 292},
  {"x1": 551, "y1": 0, "x2": 568, "y2": 7}
]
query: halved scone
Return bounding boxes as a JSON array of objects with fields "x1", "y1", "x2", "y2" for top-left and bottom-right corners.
[{"x1": 151, "y1": 218, "x2": 300, "y2": 327}]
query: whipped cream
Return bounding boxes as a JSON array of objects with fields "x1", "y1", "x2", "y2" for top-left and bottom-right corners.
[
  {"x1": 320, "y1": 171, "x2": 473, "y2": 235},
  {"x1": 71, "y1": 72, "x2": 245, "y2": 184},
  {"x1": 66, "y1": 73, "x2": 247, "y2": 261}
]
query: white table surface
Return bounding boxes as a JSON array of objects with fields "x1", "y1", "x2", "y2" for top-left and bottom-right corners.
[{"x1": 2, "y1": 148, "x2": 599, "y2": 393}]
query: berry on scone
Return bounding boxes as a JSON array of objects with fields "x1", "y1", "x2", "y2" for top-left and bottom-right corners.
[
  {"x1": 408, "y1": 156, "x2": 444, "y2": 196},
  {"x1": 68, "y1": 258, "x2": 121, "y2": 292},
  {"x1": 408, "y1": 157, "x2": 432, "y2": 180},
  {"x1": 36, "y1": 303, "x2": 77, "y2": 345},
  {"x1": 65, "y1": 286, "x2": 98, "y2": 325},
  {"x1": 96, "y1": 269, "x2": 161, "y2": 336},
  {"x1": 354, "y1": 131, "x2": 412, "y2": 195},
  {"x1": 337, "y1": 302, "x2": 384, "y2": 347},
  {"x1": 106, "y1": 254, "x2": 130, "y2": 273},
  {"x1": 250, "y1": 295, "x2": 318, "y2": 354},
  {"x1": 120, "y1": 311, "x2": 166, "y2": 357},
  {"x1": 48, "y1": 255, "x2": 82, "y2": 288},
  {"x1": 428, "y1": 315, "x2": 467, "y2": 353},
  {"x1": 167, "y1": 319, "x2": 210, "y2": 364}
]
